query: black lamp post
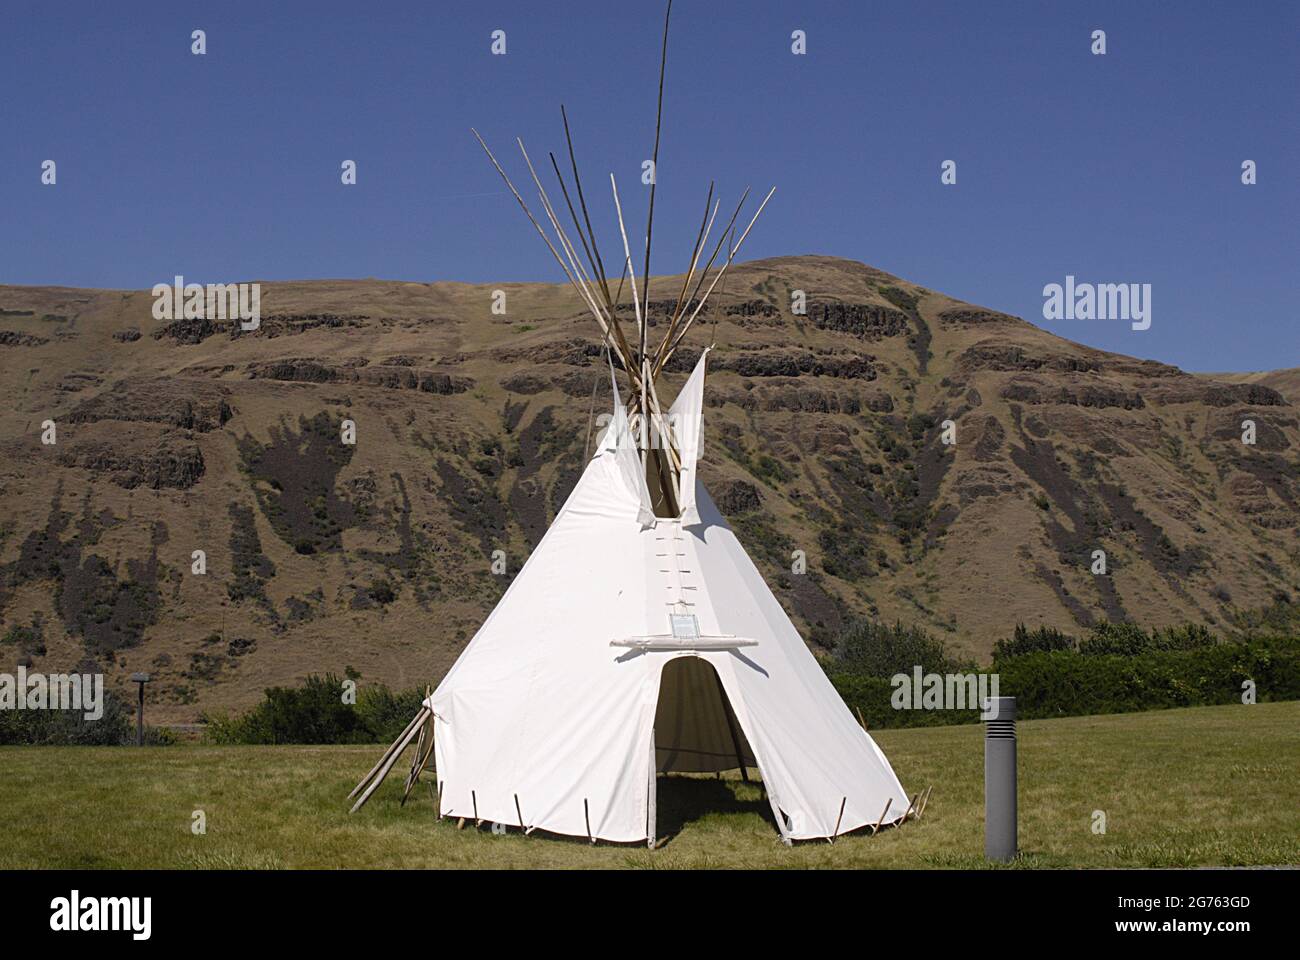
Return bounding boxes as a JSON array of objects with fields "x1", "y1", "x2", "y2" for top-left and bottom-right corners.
[{"x1": 130, "y1": 673, "x2": 150, "y2": 746}]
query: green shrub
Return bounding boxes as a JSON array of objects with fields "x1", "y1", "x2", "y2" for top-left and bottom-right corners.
[
  {"x1": 0, "y1": 687, "x2": 134, "y2": 745},
  {"x1": 1150, "y1": 622, "x2": 1218, "y2": 652},
  {"x1": 906, "y1": 413, "x2": 935, "y2": 441},
  {"x1": 997, "y1": 639, "x2": 1299, "y2": 719},
  {"x1": 828, "y1": 673, "x2": 980, "y2": 729},
  {"x1": 1074, "y1": 621, "x2": 1220, "y2": 656},
  {"x1": 1077, "y1": 621, "x2": 1153, "y2": 656},
  {"x1": 205, "y1": 674, "x2": 428, "y2": 745},
  {"x1": 355, "y1": 683, "x2": 427, "y2": 743},
  {"x1": 140, "y1": 725, "x2": 177, "y2": 746},
  {"x1": 993, "y1": 623, "x2": 1075, "y2": 660},
  {"x1": 832, "y1": 636, "x2": 1299, "y2": 730},
  {"x1": 753, "y1": 454, "x2": 793, "y2": 486},
  {"x1": 832, "y1": 619, "x2": 968, "y2": 678},
  {"x1": 205, "y1": 673, "x2": 368, "y2": 744}
]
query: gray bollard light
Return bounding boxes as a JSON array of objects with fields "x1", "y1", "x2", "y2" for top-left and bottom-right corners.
[{"x1": 983, "y1": 695, "x2": 1017, "y2": 862}]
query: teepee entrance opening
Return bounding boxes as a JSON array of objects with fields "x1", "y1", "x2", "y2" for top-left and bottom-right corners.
[
  {"x1": 653, "y1": 656, "x2": 756, "y2": 777},
  {"x1": 647, "y1": 655, "x2": 760, "y2": 847}
]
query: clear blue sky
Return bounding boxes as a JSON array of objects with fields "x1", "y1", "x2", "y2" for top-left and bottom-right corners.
[{"x1": 2, "y1": 0, "x2": 1296, "y2": 371}]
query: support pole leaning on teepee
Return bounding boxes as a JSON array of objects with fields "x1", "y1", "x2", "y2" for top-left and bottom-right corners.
[
  {"x1": 401, "y1": 689, "x2": 436, "y2": 806},
  {"x1": 348, "y1": 707, "x2": 426, "y2": 801},
  {"x1": 349, "y1": 705, "x2": 430, "y2": 814}
]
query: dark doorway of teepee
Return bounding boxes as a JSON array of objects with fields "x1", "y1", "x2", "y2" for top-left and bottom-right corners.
[{"x1": 649, "y1": 656, "x2": 776, "y2": 845}]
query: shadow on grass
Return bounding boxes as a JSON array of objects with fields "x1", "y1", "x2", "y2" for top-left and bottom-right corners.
[{"x1": 654, "y1": 774, "x2": 775, "y2": 845}]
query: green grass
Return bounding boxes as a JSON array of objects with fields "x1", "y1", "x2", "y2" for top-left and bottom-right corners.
[{"x1": 2, "y1": 702, "x2": 1296, "y2": 868}]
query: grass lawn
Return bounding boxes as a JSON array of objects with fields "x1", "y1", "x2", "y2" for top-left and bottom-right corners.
[{"x1": 2, "y1": 701, "x2": 1296, "y2": 869}]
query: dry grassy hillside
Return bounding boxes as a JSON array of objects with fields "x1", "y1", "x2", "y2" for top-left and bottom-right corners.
[
  {"x1": 1, "y1": 255, "x2": 1296, "y2": 721},
  {"x1": 1202, "y1": 367, "x2": 1300, "y2": 402}
]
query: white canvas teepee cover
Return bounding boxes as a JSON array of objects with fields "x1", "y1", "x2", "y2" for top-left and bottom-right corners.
[
  {"x1": 668, "y1": 346, "x2": 708, "y2": 525},
  {"x1": 430, "y1": 353, "x2": 908, "y2": 842}
]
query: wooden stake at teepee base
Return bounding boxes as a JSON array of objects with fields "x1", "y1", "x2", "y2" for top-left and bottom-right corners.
[
  {"x1": 902, "y1": 792, "x2": 920, "y2": 824},
  {"x1": 918, "y1": 785, "x2": 933, "y2": 819},
  {"x1": 829, "y1": 796, "x2": 846, "y2": 844},
  {"x1": 870, "y1": 798, "x2": 892, "y2": 835}
]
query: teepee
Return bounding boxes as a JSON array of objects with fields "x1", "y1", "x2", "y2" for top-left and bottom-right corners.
[{"x1": 348, "y1": 1, "x2": 913, "y2": 844}]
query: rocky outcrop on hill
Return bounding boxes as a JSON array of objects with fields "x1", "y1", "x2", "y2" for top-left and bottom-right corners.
[
  {"x1": 1000, "y1": 378, "x2": 1146, "y2": 410},
  {"x1": 491, "y1": 338, "x2": 605, "y2": 367},
  {"x1": 57, "y1": 425, "x2": 206, "y2": 489},
  {"x1": 155, "y1": 312, "x2": 370, "y2": 344},
  {"x1": 1142, "y1": 379, "x2": 1287, "y2": 407},
  {"x1": 714, "y1": 479, "x2": 763, "y2": 514},
  {"x1": 70, "y1": 378, "x2": 233, "y2": 432},
  {"x1": 811, "y1": 301, "x2": 909, "y2": 339},
  {"x1": 957, "y1": 342, "x2": 1103, "y2": 374},
  {"x1": 937, "y1": 308, "x2": 1021, "y2": 327},
  {"x1": 247, "y1": 358, "x2": 473, "y2": 394},
  {"x1": 709, "y1": 385, "x2": 868, "y2": 414},
  {"x1": 0, "y1": 330, "x2": 51, "y2": 347}
]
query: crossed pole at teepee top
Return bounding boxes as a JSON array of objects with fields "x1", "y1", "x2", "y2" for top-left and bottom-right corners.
[{"x1": 470, "y1": 0, "x2": 775, "y2": 514}]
